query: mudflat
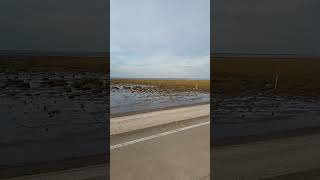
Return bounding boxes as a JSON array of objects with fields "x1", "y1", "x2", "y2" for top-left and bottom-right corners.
[
  {"x1": 212, "y1": 58, "x2": 320, "y2": 139},
  {"x1": 212, "y1": 58, "x2": 320, "y2": 97},
  {"x1": 212, "y1": 57, "x2": 320, "y2": 179},
  {"x1": 0, "y1": 56, "x2": 109, "y2": 176},
  {"x1": 111, "y1": 79, "x2": 210, "y2": 115}
]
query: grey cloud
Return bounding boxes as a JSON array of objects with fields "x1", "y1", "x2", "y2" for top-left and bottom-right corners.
[
  {"x1": 213, "y1": 0, "x2": 320, "y2": 54},
  {"x1": 0, "y1": 0, "x2": 108, "y2": 52},
  {"x1": 111, "y1": 0, "x2": 210, "y2": 79}
]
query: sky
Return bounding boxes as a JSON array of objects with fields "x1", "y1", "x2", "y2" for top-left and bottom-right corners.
[
  {"x1": 1, "y1": 0, "x2": 318, "y2": 58},
  {"x1": 0, "y1": 0, "x2": 108, "y2": 52},
  {"x1": 213, "y1": 0, "x2": 320, "y2": 55},
  {"x1": 110, "y1": 0, "x2": 210, "y2": 79}
]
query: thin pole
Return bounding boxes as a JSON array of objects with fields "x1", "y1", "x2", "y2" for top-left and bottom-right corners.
[{"x1": 274, "y1": 74, "x2": 278, "y2": 90}]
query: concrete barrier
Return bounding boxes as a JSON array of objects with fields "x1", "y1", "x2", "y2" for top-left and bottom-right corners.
[{"x1": 110, "y1": 104, "x2": 210, "y2": 135}]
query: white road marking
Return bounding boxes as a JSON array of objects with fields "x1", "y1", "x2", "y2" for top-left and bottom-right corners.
[{"x1": 110, "y1": 121, "x2": 210, "y2": 150}]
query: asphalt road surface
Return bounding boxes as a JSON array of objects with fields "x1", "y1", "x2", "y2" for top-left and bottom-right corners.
[
  {"x1": 2, "y1": 164, "x2": 107, "y2": 180},
  {"x1": 110, "y1": 116, "x2": 210, "y2": 180},
  {"x1": 212, "y1": 133, "x2": 320, "y2": 180},
  {"x1": 2, "y1": 105, "x2": 209, "y2": 180},
  {"x1": 4, "y1": 116, "x2": 210, "y2": 180}
]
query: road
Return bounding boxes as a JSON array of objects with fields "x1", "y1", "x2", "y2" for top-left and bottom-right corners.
[
  {"x1": 212, "y1": 132, "x2": 320, "y2": 180},
  {"x1": 3, "y1": 107, "x2": 209, "y2": 180},
  {"x1": 110, "y1": 116, "x2": 210, "y2": 180},
  {"x1": 2, "y1": 164, "x2": 107, "y2": 180},
  {"x1": 111, "y1": 104, "x2": 210, "y2": 135}
]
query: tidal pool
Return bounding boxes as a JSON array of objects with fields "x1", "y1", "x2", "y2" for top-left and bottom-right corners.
[
  {"x1": 0, "y1": 65, "x2": 108, "y2": 167},
  {"x1": 111, "y1": 84, "x2": 210, "y2": 116}
]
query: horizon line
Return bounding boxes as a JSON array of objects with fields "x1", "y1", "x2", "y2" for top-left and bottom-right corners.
[
  {"x1": 211, "y1": 52, "x2": 320, "y2": 58},
  {"x1": 110, "y1": 77, "x2": 209, "y2": 80}
]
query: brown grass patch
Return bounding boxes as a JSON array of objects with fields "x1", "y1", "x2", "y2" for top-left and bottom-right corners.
[
  {"x1": 111, "y1": 79, "x2": 210, "y2": 92},
  {"x1": 212, "y1": 57, "x2": 320, "y2": 97},
  {"x1": 0, "y1": 55, "x2": 109, "y2": 73}
]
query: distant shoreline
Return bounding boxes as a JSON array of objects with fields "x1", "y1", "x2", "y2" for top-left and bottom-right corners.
[
  {"x1": 0, "y1": 50, "x2": 108, "y2": 58},
  {"x1": 212, "y1": 53, "x2": 320, "y2": 59},
  {"x1": 111, "y1": 77, "x2": 209, "y2": 80}
]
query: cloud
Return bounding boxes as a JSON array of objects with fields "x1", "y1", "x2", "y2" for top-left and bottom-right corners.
[
  {"x1": 0, "y1": 0, "x2": 108, "y2": 52},
  {"x1": 213, "y1": 0, "x2": 320, "y2": 54},
  {"x1": 111, "y1": 0, "x2": 210, "y2": 79},
  {"x1": 111, "y1": 54, "x2": 210, "y2": 79}
]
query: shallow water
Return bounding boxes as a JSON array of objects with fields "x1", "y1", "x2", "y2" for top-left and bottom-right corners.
[
  {"x1": 110, "y1": 85, "x2": 210, "y2": 116},
  {"x1": 0, "y1": 66, "x2": 108, "y2": 167},
  {"x1": 213, "y1": 93, "x2": 320, "y2": 139}
]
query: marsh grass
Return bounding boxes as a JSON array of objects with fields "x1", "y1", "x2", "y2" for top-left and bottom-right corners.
[
  {"x1": 111, "y1": 79, "x2": 210, "y2": 92},
  {"x1": 0, "y1": 55, "x2": 109, "y2": 72},
  {"x1": 212, "y1": 57, "x2": 320, "y2": 97}
]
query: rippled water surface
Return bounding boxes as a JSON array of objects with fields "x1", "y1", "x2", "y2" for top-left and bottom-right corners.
[
  {"x1": 111, "y1": 84, "x2": 210, "y2": 116},
  {"x1": 0, "y1": 65, "x2": 108, "y2": 166},
  {"x1": 213, "y1": 91, "x2": 320, "y2": 139}
]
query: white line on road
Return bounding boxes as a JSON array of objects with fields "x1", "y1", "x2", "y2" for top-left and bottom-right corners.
[{"x1": 110, "y1": 121, "x2": 210, "y2": 150}]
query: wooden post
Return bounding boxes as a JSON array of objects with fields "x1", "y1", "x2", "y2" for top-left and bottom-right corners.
[
  {"x1": 274, "y1": 74, "x2": 278, "y2": 90},
  {"x1": 105, "y1": 56, "x2": 106, "y2": 87}
]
